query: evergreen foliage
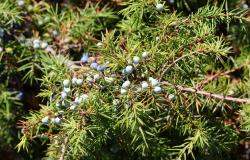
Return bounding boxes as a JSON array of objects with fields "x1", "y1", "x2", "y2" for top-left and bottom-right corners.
[
  {"x1": 1, "y1": 0, "x2": 250, "y2": 159},
  {"x1": 0, "y1": 85, "x2": 22, "y2": 148}
]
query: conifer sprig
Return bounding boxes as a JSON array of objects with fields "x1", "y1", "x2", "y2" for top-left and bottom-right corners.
[
  {"x1": 0, "y1": 0, "x2": 23, "y2": 26},
  {"x1": 0, "y1": 0, "x2": 248, "y2": 159}
]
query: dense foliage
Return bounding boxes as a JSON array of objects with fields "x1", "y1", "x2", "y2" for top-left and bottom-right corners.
[{"x1": 1, "y1": 0, "x2": 250, "y2": 159}]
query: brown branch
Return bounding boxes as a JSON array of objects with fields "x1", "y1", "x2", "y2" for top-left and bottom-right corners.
[
  {"x1": 196, "y1": 62, "x2": 250, "y2": 89},
  {"x1": 159, "y1": 54, "x2": 190, "y2": 80},
  {"x1": 159, "y1": 51, "x2": 206, "y2": 81},
  {"x1": 162, "y1": 81, "x2": 249, "y2": 103},
  {"x1": 196, "y1": 71, "x2": 223, "y2": 89},
  {"x1": 59, "y1": 137, "x2": 69, "y2": 160}
]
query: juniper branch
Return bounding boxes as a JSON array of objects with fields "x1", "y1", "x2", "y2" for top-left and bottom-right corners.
[
  {"x1": 162, "y1": 81, "x2": 249, "y2": 103},
  {"x1": 159, "y1": 51, "x2": 205, "y2": 80},
  {"x1": 59, "y1": 137, "x2": 69, "y2": 160},
  {"x1": 196, "y1": 61, "x2": 250, "y2": 89},
  {"x1": 159, "y1": 54, "x2": 191, "y2": 80}
]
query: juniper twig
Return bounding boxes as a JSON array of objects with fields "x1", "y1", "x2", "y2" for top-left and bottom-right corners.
[
  {"x1": 59, "y1": 136, "x2": 69, "y2": 160},
  {"x1": 162, "y1": 81, "x2": 249, "y2": 103},
  {"x1": 196, "y1": 61, "x2": 250, "y2": 89}
]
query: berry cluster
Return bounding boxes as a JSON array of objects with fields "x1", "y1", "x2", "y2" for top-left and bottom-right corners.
[
  {"x1": 39, "y1": 49, "x2": 165, "y2": 140},
  {"x1": 33, "y1": 39, "x2": 48, "y2": 49}
]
